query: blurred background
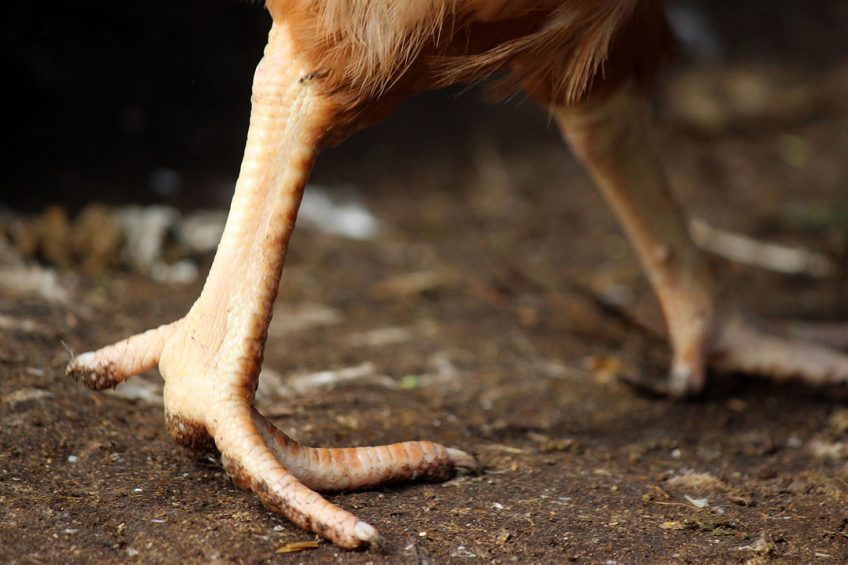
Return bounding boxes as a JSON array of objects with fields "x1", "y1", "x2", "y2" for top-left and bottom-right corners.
[
  {"x1": 3, "y1": 0, "x2": 847, "y2": 212},
  {"x1": 4, "y1": 0, "x2": 847, "y2": 292}
]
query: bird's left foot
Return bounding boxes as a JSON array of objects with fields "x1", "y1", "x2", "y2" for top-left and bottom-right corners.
[{"x1": 654, "y1": 308, "x2": 848, "y2": 398}]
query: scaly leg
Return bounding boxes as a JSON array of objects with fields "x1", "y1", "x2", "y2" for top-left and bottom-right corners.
[
  {"x1": 67, "y1": 22, "x2": 476, "y2": 549},
  {"x1": 554, "y1": 84, "x2": 848, "y2": 395}
]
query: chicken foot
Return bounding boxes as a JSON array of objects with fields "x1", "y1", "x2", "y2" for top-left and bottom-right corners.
[
  {"x1": 67, "y1": 22, "x2": 476, "y2": 549},
  {"x1": 555, "y1": 83, "x2": 848, "y2": 396}
]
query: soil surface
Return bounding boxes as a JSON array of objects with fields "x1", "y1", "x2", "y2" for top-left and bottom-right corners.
[{"x1": 3, "y1": 12, "x2": 848, "y2": 565}]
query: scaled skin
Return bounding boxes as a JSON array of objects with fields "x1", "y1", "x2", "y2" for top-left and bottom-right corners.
[
  {"x1": 67, "y1": 1, "x2": 848, "y2": 549},
  {"x1": 68, "y1": 23, "x2": 478, "y2": 549},
  {"x1": 555, "y1": 86, "x2": 848, "y2": 395}
]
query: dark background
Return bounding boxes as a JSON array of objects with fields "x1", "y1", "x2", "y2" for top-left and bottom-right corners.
[{"x1": 3, "y1": 0, "x2": 847, "y2": 212}]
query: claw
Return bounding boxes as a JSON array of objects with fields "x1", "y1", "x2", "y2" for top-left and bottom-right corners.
[
  {"x1": 251, "y1": 407, "x2": 478, "y2": 492},
  {"x1": 668, "y1": 349, "x2": 708, "y2": 398},
  {"x1": 212, "y1": 402, "x2": 383, "y2": 549},
  {"x1": 710, "y1": 316, "x2": 848, "y2": 386},
  {"x1": 66, "y1": 322, "x2": 177, "y2": 390}
]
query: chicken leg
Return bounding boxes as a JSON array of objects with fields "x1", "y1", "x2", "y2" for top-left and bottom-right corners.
[
  {"x1": 554, "y1": 83, "x2": 848, "y2": 396},
  {"x1": 65, "y1": 1, "x2": 846, "y2": 551},
  {"x1": 67, "y1": 22, "x2": 476, "y2": 549}
]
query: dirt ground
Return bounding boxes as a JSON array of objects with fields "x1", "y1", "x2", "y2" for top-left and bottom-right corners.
[{"x1": 3, "y1": 29, "x2": 848, "y2": 565}]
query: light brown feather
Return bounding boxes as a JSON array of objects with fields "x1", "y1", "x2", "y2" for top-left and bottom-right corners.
[{"x1": 265, "y1": 0, "x2": 669, "y2": 140}]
